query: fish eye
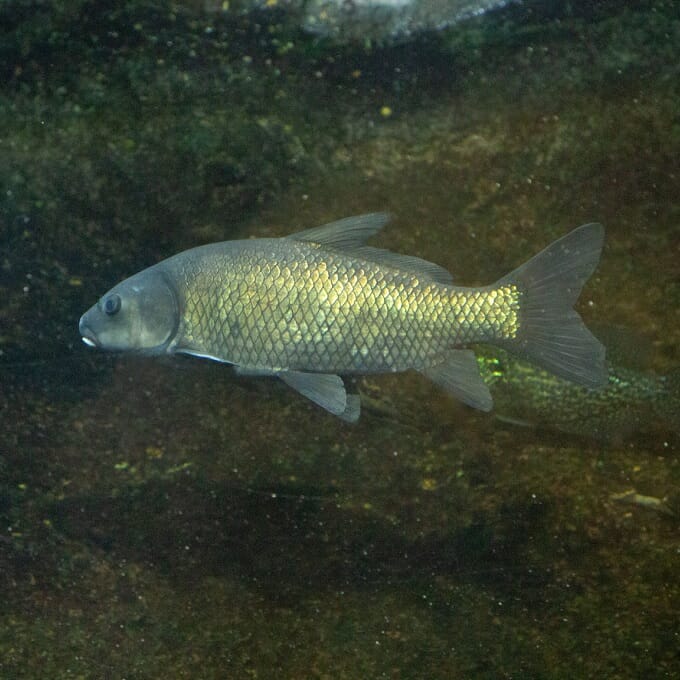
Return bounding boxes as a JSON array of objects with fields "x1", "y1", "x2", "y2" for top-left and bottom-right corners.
[{"x1": 103, "y1": 294, "x2": 121, "y2": 316}]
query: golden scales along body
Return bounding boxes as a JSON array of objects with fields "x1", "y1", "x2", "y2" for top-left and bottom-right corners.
[
  {"x1": 79, "y1": 213, "x2": 606, "y2": 421},
  {"x1": 177, "y1": 239, "x2": 521, "y2": 375}
]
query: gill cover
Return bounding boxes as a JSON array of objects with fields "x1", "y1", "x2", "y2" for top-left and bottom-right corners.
[{"x1": 79, "y1": 266, "x2": 179, "y2": 352}]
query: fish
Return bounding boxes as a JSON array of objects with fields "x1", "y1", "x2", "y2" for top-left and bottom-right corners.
[
  {"x1": 475, "y1": 346, "x2": 680, "y2": 440},
  {"x1": 78, "y1": 213, "x2": 606, "y2": 421}
]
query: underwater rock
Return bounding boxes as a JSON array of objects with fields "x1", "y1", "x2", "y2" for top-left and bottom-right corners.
[
  {"x1": 207, "y1": 0, "x2": 514, "y2": 43},
  {"x1": 300, "y1": 0, "x2": 514, "y2": 41}
]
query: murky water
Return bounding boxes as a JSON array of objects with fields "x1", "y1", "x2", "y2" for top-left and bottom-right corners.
[{"x1": 1, "y1": 1, "x2": 678, "y2": 677}]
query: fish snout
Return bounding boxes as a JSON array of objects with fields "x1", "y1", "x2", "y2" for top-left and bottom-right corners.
[{"x1": 79, "y1": 314, "x2": 98, "y2": 348}]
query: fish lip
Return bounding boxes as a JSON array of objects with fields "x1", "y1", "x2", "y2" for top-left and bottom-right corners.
[{"x1": 79, "y1": 316, "x2": 99, "y2": 348}]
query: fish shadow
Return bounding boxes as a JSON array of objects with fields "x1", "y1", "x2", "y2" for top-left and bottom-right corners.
[{"x1": 48, "y1": 475, "x2": 558, "y2": 603}]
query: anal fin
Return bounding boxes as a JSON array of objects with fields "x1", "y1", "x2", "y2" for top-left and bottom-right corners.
[{"x1": 420, "y1": 350, "x2": 493, "y2": 411}]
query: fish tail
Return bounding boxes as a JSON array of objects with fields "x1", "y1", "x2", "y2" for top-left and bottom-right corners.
[{"x1": 497, "y1": 223, "x2": 607, "y2": 389}]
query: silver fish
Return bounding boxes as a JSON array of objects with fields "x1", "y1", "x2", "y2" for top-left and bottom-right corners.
[{"x1": 79, "y1": 214, "x2": 606, "y2": 421}]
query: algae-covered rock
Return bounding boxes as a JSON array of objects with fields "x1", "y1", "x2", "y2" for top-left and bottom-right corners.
[{"x1": 206, "y1": 0, "x2": 514, "y2": 42}]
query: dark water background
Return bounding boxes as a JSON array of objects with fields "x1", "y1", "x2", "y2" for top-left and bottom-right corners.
[{"x1": 1, "y1": 1, "x2": 678, "y2": 677}]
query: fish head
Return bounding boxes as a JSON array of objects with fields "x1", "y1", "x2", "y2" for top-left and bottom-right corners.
[{"x1": 79, "y1": 267, "x2": 178, "y2": 353}]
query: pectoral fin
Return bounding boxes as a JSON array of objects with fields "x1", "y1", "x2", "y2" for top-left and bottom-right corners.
[
  {"x1": 278, "y1": 371, "x2": 360, "y2": 422},
  {"x1": 420, "y1": 350, "x2": 493, "y2": 411},
  {"x1": 177, "y1": 348, "x2": 233, "y2": 364}
]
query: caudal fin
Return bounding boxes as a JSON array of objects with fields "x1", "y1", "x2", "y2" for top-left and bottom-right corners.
[{"x1": 498, "y1": 223, "x2": 607, "y2": 389}]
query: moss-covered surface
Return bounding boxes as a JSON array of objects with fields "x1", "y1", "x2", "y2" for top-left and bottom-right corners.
[{"x1": 1, "y1": 1, "x2": 678, "y2": 677}]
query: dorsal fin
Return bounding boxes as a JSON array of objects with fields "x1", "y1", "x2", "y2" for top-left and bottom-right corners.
[
  {"x1": 289, "y1": 213, "x2": 453, "y2": 284},
  {"x1": 288, "y1": 213, "x2": 390, "y2": 248}
]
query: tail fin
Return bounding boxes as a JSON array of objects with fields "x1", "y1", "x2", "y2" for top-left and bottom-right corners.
[{"x1": 498, "y1": 223, "x2": 607, "y2": 389}]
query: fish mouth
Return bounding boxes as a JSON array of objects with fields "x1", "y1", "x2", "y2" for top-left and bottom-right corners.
[{"x1": 79, "y1": 317, "x2": 99, "y2": 348}]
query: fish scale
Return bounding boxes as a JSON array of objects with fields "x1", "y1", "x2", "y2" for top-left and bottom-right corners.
[
  {"x1": 172, "y1": 241, "x2": 516, "y2": 375},
  {"x1": 79, "y1": 213, "x2": 606, "y2": 421}
]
